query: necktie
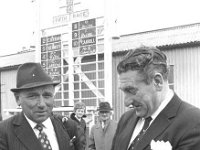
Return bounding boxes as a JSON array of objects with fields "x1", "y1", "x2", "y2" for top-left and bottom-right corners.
[
  {"x1": 35, "y1": 124, "x2": 52, "y2": 150},
  {"x1": 128, "y1": 117, "x2": 152, "y2": 150}
]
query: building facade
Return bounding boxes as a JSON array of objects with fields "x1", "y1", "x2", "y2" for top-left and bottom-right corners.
[
  {"x1": 1, "y1": 24, "x2": 200, "y2": 121},
  {"x1": 0, "y1": 50, "x2": 36, "y2": 119}
]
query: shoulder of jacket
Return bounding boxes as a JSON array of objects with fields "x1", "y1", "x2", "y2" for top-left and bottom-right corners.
[
  {"x1": 122, "y1": 109, "x2": 135, "y2": 117},
  {"x1": 118, "y1": 109, "x2": 136, "y2": 124},
  {"x1": 62, "y1": 116, "x2": 70, "y2": 122},
  {"x1": 0, "y1": 115, "x2": 14, "y2": 127}
]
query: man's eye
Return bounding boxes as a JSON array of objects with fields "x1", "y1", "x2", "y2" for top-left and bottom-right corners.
[
  {"x1": 27, "y1": 95, "x2": 38, "y2": 99},
  {"x1": 43, "y1": 94, "x2": 53, "y2": 99}
]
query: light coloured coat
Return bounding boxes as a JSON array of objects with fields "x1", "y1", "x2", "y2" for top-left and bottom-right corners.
[{"x1": 88, "y1": 120, "x2": 117, "y2": 150}]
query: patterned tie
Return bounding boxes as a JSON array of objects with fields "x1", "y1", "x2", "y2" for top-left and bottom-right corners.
[
  {"x1": 128, "y1": 117, "x2": 152, "y2": 150},
  {"x1": 35, "y1": 124, "x2": 52, "y2": 150}
]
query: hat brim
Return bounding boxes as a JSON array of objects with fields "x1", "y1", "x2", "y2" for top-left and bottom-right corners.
[{"x1": 10, "y1": 81, "x2": 60, "y2": 92}]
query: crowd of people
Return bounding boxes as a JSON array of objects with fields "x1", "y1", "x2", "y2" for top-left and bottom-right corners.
[{"x1": 1, "y1": 46, "x2": 200, "y2": 150}]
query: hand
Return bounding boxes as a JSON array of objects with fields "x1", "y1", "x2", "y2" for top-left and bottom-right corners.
[{"x1": 150, "y1": 140, "x2": 172, "y2": 150}]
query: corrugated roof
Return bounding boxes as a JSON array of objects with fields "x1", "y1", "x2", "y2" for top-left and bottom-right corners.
[
  {"x1": 0, "y1": 50, "x2": 36, "y2": 69},
  {"x1": 112, "y1": 23, "x2": 200, "y2": 52}
]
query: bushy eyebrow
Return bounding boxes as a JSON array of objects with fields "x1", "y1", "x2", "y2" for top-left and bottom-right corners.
[
  {"x1": 120, "y1": 86, "x2": 139, "y2": 95},
  {"x1": 42, "y1": 92, "x2": 54, "y2": 96},
  {"x1": 24, "y1": 92, "x2": 39, "y2": 96},
  {"x1": 23, "y1": 91, "x2": 53, "y2": 96}
]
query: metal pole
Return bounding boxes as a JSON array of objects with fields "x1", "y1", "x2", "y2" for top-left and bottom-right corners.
[{"x1": 104, "y1": 0, "x2": 113, "y2": 106}]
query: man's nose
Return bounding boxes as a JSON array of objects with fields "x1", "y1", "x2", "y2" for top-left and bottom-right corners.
[{"x1": 37, "y1": 95, "x2": 46, "y2": 107}]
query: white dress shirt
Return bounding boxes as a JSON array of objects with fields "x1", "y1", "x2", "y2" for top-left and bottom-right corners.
[
  {"x1": 25, "y1": 115, "x2": 59, "y2": 150},
  {"x1": 128, "y1": 89, "x2": 174, "y2": 148}
]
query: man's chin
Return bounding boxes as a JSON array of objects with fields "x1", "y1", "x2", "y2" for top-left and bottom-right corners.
[
  {"x1": 35, "y1": 117, "x2": 48, "y2": 123},
  {"x1": 34, "y1": 114, "x2": 49, "y2": 123},
  {"x1": 135, "y1": 111, "x2": 146, "y2": 118}
]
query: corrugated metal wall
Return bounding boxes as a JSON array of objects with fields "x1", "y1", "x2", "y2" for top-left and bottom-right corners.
[
  {"x1": 164, "y1": 46, "x2": 200, "y2": 108},
  {"x1": 112, "y1": 46, "x2": 200, "y2": 121},
  {"x1": 112, "y1": 54, "x2": 128, "y2": 121},
  {"x1": 1, "y1": 69, "x2": 18, "y2": 119}
]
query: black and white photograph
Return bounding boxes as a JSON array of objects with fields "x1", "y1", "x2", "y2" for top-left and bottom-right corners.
[{"x1": 0, "y1": 0, "x2": 200, "y2": 150}]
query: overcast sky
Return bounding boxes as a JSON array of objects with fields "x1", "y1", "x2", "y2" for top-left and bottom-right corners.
[
  {"x1": 0, "y1": 0, "x2": 200, "y2": 56},
  {"x1": 0, "y1": 0, "x2": 34, "y2": 56}
]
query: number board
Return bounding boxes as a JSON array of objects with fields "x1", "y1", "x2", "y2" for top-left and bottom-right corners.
[
  {"x1": 41, "y1": 34, "x2": 62, "y2": 82},
  {"x1": 72, "y1": 18, "x2": 96, "y2": 55}
]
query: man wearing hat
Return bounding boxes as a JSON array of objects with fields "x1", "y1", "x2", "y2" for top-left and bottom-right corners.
[
  {"x1": 88, "y1": 102, "x2": 117, "y2": 150},
  {"x1": 0, "y1": 62, "x2": 84, "y2": 150}
]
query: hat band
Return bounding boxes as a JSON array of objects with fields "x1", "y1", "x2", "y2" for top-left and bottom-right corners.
[{"x1": 11, "y1": 81, "x2": 59, "y2": 92}]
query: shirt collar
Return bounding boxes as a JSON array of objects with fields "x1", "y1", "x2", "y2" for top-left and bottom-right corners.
[
  {"x1": 24, "y1": 114, "x2": 52, "y2": 130},
  {"x1": 151, "y1": 89, "x2": 174, "y2": 120},
  {"x1": 75, "y1": 115, "x2": 81, "y2": 122}
]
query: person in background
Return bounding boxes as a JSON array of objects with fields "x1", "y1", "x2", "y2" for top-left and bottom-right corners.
[
  {"x1": 0, "y1": 62, "x2": 84, "y2": 150},
  {"x1": 70, "y1": 101, "x2": 87, "y2": 136},
  {"x1": 70, "y1": 101, "x2": 87, "y2": 149},
  {"x1": 88, "y1": 102, "x2": 117, "y2": 150},
  {"x1": 111, "y1": 46, "x2": 200, "y2": 150}
]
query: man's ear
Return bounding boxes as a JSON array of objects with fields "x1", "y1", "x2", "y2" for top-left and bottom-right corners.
[
  {"x1": 153, "y1": 73, "x2": 163, "y2": 91},
  {"x1": 14, "y1": 92, "x2": 21, "y2": 106}
]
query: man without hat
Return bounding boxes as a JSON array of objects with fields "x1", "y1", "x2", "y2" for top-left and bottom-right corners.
[
  {"x1": 88, "y1": 101, "x2": 117, "y2": 150},
  {"x1": 0, "y1": 62, "x2": 84, "y2": 150},
  {"x1": 111, "y1": 46, "x2": 200, "y2": 150},
  {"x1": 70, "y1": 101, "x2": 87, "y2": 149}
]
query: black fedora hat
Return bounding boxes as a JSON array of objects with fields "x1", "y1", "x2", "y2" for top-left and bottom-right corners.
[
  {"x1": 11, "y1": 62, "x2": 60, "y2": 92},
  {"x1": 97, "y1": 102, "x2": 113, "y2": 112}
]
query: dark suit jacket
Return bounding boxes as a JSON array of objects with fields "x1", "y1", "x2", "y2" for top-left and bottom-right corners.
[
  {"x1": 70, "y1": 113, "x2": 87, "y2": 149},
  {"x1": 0, "y1": 112, "x2": 74, "y2": 150},
  {"x1": 111, "y1": 94, "x2": 200, "y2": 150},
  {"x1": 70, "y1": 113, "x2": 87, "y2": 134},
  {"x1": 54, "y1": 114, "x2": 86, "y2": 150}
]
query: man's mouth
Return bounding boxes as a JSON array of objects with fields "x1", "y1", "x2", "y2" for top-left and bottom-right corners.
[{"x1": 35, "y1": 111, "x2": 47, "y2": 114}]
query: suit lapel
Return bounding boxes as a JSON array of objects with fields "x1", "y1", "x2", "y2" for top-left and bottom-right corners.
[
  {"x1": 51, "y1": 116, "x2": 72, "y2": 150},
  {"x1": 136, "y1": 94, "x2": 182, "y2": 150},
  {"x1": 121, "y1": 110, "x2": 139, "y2": 150},
  {"x1": 13, "y1": 113, "x2": 43, "y2": 150}
]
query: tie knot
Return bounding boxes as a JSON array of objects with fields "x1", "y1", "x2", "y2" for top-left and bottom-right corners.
[
  {"x1": 143, "y1": 117, "x2": 152, "y2": 131},
  {"x1": 145, "y1": 116, "x2": 152, "y2": 122},
  {"x1": 35, "y1": 124, "x2": 44, "y2": 132}
]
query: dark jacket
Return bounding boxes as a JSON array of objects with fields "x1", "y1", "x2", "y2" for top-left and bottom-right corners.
[
  {"x1": 70, "y1": 113, "x2": 87, "y2": 134},
  {"x1": 0, "y1": 112, "x2": 74, "y2": 150},
  {"x1": 70, "y1": 113, "x2": 87, "y2": 149},
  {"x1": 111, "y1": 94, "x2": 200, "y2": 150},
  {"x1": 53, "y1": 114, "x2": 86, "y2": 150}
]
